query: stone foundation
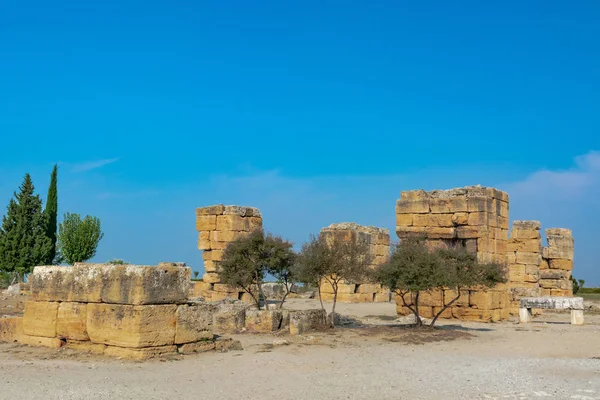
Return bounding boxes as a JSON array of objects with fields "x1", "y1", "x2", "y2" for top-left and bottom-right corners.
[{"x1": 0, "y1": 263, "x2": 240, "y2": 359}]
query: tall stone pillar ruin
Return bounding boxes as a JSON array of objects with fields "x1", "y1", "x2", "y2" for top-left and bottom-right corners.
[{"x1": 195, "y1": 205, "x2": 262, "y2": 301}]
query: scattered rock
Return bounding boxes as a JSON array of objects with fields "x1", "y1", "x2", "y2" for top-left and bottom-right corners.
[{"x1": 272, "y1": 339, "x2": 290, "y2": 346}]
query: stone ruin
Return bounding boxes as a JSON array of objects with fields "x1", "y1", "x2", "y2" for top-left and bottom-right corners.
[
  {"x1": 395, "y1": 185, "x2": 575, "y2": 321},
  {"x1": 194, "y1": 204, "x2": 263, "y2": 302},
  {"x1": 0, "y1": 263, "x2": 231, "y2": 359},
  {"x1": 507, "y1": 222, "x2": 574, "y2": 311},
  {"x1": 319, "y1": 223, "x2": 392, "y2": 303},
  {"x1": 0, "y1": 262, "x2": 327, "y2": 358}
]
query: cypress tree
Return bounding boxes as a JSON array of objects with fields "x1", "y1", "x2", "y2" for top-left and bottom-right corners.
[
  {"x1": 44, "y1": 165, "x2": 58, "y2": 264},
  {"x1": 0, "y1": 174, "x2": 53, "y2": 279}
]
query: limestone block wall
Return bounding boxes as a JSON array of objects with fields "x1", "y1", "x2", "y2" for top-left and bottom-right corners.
[
  {"x1": 396, "y1": 186, "x2": 509, "y2": 263},
  {"x1": 506, "y1": 221, "x2": 542, "y2": 313},
  {"x1": 395, "y1": 186, "x2": 511, "y2": 321},
  {"x1": 540, "y1": 228, "x2": 574, "y2": 297},
  {"x1": 195, "y1": 205, "x2": 262, "y2": 301},
  {"x1": 319, "y1": 223, "x2": 391, "y2": 303},
  {"x1": 394, "y1": 185, "x2": 577, "y2": 322},
  {"x1": 5, "y1": 263, "x2": 222, "y2": 360}
]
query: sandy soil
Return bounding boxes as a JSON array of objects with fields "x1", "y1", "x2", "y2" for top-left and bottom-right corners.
[{"x1": 1, "y1": 297, "x2": 600, "y2": 399}]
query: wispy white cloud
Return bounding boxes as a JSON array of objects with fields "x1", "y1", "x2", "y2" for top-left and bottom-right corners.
[
  {"x1": 503, "y1": 151, "x2": 600, "y2": 200},
  {"x1": 71, "y1": 158, "x2": 119, "y2": 173}
]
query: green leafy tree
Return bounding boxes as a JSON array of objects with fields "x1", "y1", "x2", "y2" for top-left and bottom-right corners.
[
  {"x1": 58, "y1": 212, "x2": 104, "y2": 265},
  {"x1": 44, "y1": 164, "x2": 58, "y2": 264},
  {"x1": 0, "y1": 174, "x2": 53, "y2": 279},
  {"x1": 571, "y1": 276, "x2": 585, "y2": 294},
  {"x1": 296, "y1": 234, "x2": 373, "y2": 326},
  {"x1": 217, "y1": 229, "x2": 295, "y2": 310},
  {"x1": 375, "y1": 237, "x2": 506, "y2": 327}
]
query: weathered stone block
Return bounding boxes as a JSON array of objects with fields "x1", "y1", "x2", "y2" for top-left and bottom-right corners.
[
  {"x1": 213, "y1": 304, "x2": 247, "y2": 334},
  {"x1": 211, "y1": 250, "x2": 224, "y2": 261},
  {"x1": 320, "y1": 282, "x2": 356, "y2": 295},
  {"x1": 396, "y1": 213, "x2": 413, "y2": 227},
  {"x1": 451, "y1": 307, "x2": 501, "y2": 322},
  {"x1": 198, "y1": 232, "x2": 211, "y2": 250},
  {"x1": 467, "y1": 197, "x2": 493, "y2": 213},
  {"x1": 419, "y1": 290, "x2": 444, "y2": 307},
  {"x1": 417, "y1": 306, "x2": 434, "y2": 318},
  {"x1": 413, "y1": 214, "x2": 454, "y2": 227},
  {"x1": 456, "y1": 226, "x2": 486, "y2": 239},
  {"x1": 0, "y1": 317, "x2": 23, "y2": 343},
  {"x1": 357, "y1": 284, "x2": 380, "y2": 294},
  {"x1": 23, "y1": 301, "x2": 58, "y2": 338},
  {"x1": 400, "y1": 190, "x2": 429, "y2": 201},
  {"x1": 539, "y1": 279, "x2": 571, "y2": 290},
  {"x1": 443, "y1": 289, "x2": 469, "y2": 307},
  {"x1": 451, "y1": 212, "x2": 469, "y2": 225},
  {"x1": 432, "y1": 306, "x2": 453, "y2": 319},
  {"x1": 396, "y1": 199, "x2": 430, "y2": 214},
  {"x1": 196, "y1": 215, "x2": 217, "y2": 231},
  {"x1": 248, "y1": 217, "x2": 263, "y2": 231},
  {"x1": 191, "y1": 281, "x2": 213, "y2": 298},
  {"x1": 539, "y1": 269, "x2": 570, "y2": 280},
  {"x1": 468, "y1": 212, "x2": 489, "y2": 226},
  {"x1": 177, "y1": 341, "x2": 216, "y2": 354},
  {"x1": 101, "y1": 265, "x2": 191, "y2": 305},
  {"x1": 515, "y1": 252, "x2": 542, "y2": 265},
  {"x1": 104, "y1": 345, "x2": 177, "y2": 360},
  {"x1": 202, "y1": 272, "x2": 221, "y2": 284},
  {"x1": 289, "y1": 309, "x2": 326, "y2": 335},
  {"x1": 216, "y1": 215, "x2": 249, "y2": 231},
  {"x1": 211, "y1": 230, "x2": 246, "y2": 242},
  {"x1": 469, "y1": 291, "x2": 500, "y2": 310},
  {"x1": 245, "y1": 309, "x2": 283, "y2": 332},
  {"x1": 66, "y1": 340, "x2": 107, "y2": 355},
  {"x1": 520, "y1": 296, "x2": 582, "y2": 310},
  {"x1": 87, "y1": 304, "x2": 177, "y2": 348},
  {"x1": 30, "y1": 265, "x2": 103, "y2": 303},
  {"x1": 549, "y1": 259, "x2": 574, "y2": 271},
  {"x1": 546, "y1": 246, "x2": 574, "y2": 260},
  {"x1": 374, "y1": 292, "x2": 391, "y2": 302},
  {"x1": 175, "y1": 304, "x2": 215, "y2": 344},
  {"x1": 56, "y1": 302, "x2": 88, "y2": 341},
  {"x1": 196, "y1": 205, "x2": 225, "y2": 216},
  {"x1": 20, "y1": 335, "x2": 64, "y2": 349},
  {"x1": 429, "y1": 197, "x2": 468, "y2": 213},
  {"x1": 510, "y1": 229, "x2": 541, "y2": 240},
  {"x1": 507, "y1": 238, "x2": 541, "y2": 253}
]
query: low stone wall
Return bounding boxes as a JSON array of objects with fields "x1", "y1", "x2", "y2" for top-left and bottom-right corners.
[
  {"x1": 319, "y1": 223, "x2": 391, "y2": 303},
  {"x1": 2, "y1": 263, "x2": 233, "y2": 360}
]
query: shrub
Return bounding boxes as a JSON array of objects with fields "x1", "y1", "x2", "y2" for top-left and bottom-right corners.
[
  {"x1": 58, "y1": 212, "x2": 104, "y2": 265},
  {"x1": 218, "y1": 230, "x2": 296, "y2": 310},
  {"x1": 375, "y1": 237, "x2": 506, "y2": 327},
  {"x1": 296, "y1": 234, "x2": 373, "y2": 326}
]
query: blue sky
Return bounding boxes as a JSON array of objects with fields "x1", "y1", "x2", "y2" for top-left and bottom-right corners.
[{"x1": 1, "y1": 1, "x2": 599, "y2": 284}]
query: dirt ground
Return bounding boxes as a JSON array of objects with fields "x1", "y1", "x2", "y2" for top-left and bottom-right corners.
[{"x1": 1, "y1": 296, "x2": 600, "y2": 400}]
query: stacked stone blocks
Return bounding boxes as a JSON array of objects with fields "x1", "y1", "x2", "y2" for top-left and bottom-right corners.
[
  {"x1": 319, "y1": 223, "x2": 391, "y2": 303},
  {"x1": 396, "y1": 186, "x2": 509, "y2": 263},
  {"x1": 9, "y1": 263, "x2": 221, "y2": 359},
  {"x1": 195, "y1": 205, "x2": 262, "y2": 301}
]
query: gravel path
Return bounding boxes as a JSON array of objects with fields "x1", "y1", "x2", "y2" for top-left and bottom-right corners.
[{"x1": 1, "y1": 300, "x2": 599, "y2": 399}]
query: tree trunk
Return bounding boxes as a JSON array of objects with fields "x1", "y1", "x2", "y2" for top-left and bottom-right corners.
[
  {"x1": 317, "y1": 283, "x2": 326, "y2": 323},
  {"x1": 430, "y1": 288, "x2": 461, "y2": 327},
  {"x1": 414, "y1": 292, "x2": 422, "y2": 326}
]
